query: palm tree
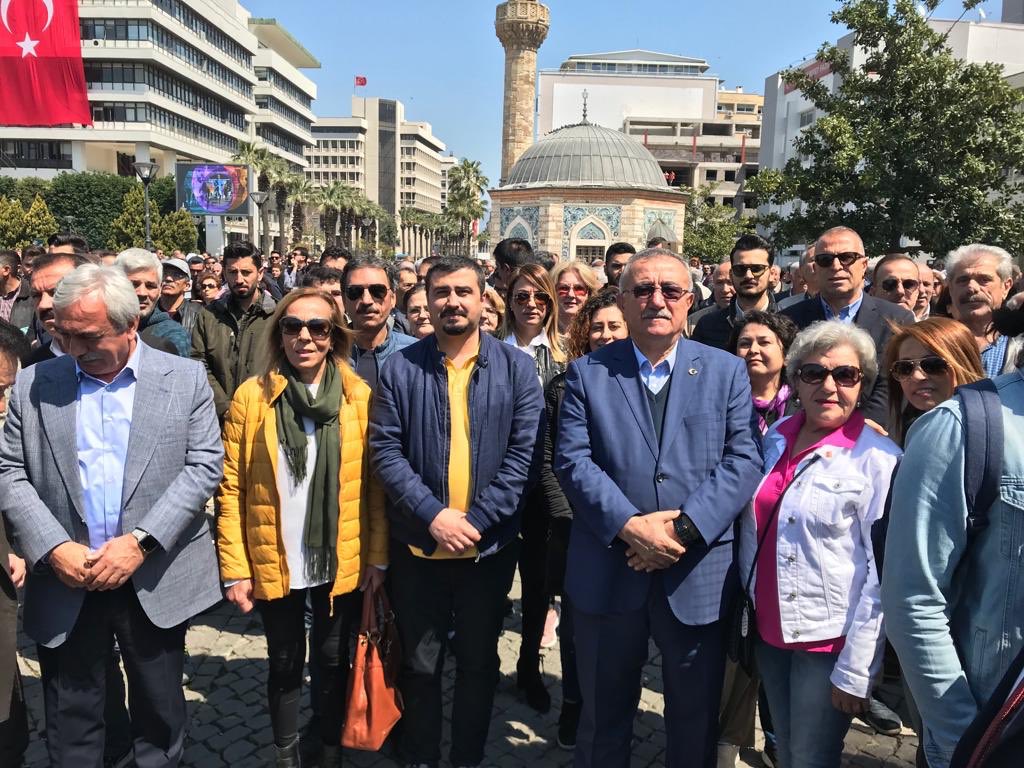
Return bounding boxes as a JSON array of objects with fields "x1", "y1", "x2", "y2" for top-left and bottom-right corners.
[
  {"x1": 445, "y1": 158, "x2": 489, "y2": 256},
  {"x1": 286, "y1": 176, "x2": 318, "y2": 249},
  {"x1": 232, "y1": 141, "x2": 272, "y2": 246},
  {"x1": 264, "y1": 156, "x2": 293, "y2": 253}
]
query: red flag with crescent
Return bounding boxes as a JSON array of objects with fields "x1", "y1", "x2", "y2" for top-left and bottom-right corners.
[{"x1": 0, "y1": 0, "x2": 91, "y2": 126}]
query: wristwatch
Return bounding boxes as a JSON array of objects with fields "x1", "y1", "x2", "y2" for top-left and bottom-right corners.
[
  {"x1": 672, "y1": 514, "x2": 704, "y2": 547},
  {"x1": 130, "y1": 528, "x2": 159, "y2": 557}
]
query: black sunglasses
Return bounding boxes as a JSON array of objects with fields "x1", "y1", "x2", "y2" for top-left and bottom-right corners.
[
  {"x1": 890, "y1": 356, "x2": 950, "y2": 380},
  {"x1": 279, "y1": 316, "x2": 333, "y2": 340},
  {"x1": 513, "y1": 290, "x2": 552, "y2": 307},
  {"x1": 879, "y1": 277, "x2": 920, "y2": 293},
  {"x1": 345, "y1": 284, "x2": 389, "y2": 302},
  {"x1": 814, "y1": 252, "x2": 865, "y2": 269},
  {"x1": 730, "y1": 264, "x2": 769, "y2": 278},
  {"x1": 630, "y1": 283, "x2": 689, "y2": 302},
  {"x1": 796, "y1": 363, "x2": 863, "y2": 388}
]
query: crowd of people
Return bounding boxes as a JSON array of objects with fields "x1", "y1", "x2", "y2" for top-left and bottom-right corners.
[{"x1": 0, "y1": 225, "x2": 1021, "y2": 768}]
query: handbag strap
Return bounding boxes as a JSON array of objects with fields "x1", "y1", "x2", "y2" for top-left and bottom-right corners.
[{"x1": 743, "y1": 453, "x2": 821, "y2": 598}]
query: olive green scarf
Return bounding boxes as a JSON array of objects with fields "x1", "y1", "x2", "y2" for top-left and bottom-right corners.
[{"x1": 275, "y1": 362, "x2": 342, "y2": 586}]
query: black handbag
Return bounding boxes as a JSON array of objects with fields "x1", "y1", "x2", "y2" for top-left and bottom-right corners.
[{"x1": 728, "y1": 454, "x2": 820, "y2": 674}]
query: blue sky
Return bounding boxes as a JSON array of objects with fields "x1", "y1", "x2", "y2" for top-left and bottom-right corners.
[{"x1": 242, "y1": 0, "x2": 1000, "y2": 193}]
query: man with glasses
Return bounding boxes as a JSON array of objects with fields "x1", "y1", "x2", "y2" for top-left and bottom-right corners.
[
  {"x1": 341, "y1": 255, "x2": 415, "y2": 393},
  {"x1": 691, "y1": 234, "x2": 779, "y2": 350},
  {"x1": 870, "y1": 253, "x2": 922, "y2": 315},
  {"x1": 782, "y1": 226, "x2": 912, "y2": 424},
  {"x1": 191, "y1": 241, "x2": 277, "y2": 419},
  {"x1": 283, "y1": 247, "x2": 309, "y2": 290},
  {"x1": 156, "y1": 257, "x2": 202, "y2": 338},
  {"x1": 555, "y1": 247, "x2": 762, "y2": 768}
]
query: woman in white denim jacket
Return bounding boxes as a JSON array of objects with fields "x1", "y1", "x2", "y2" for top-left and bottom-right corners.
[{"x1": 739, "y1": 320, "x2": 902, "y2": 768}]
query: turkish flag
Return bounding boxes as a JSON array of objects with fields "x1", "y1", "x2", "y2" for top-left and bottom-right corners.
[
  {"x1": 0, "y1": 0, "x2": 91, "y2": 126},
  {"x1": 354, "y1": 75, "x2": 367, "y2": 87}
]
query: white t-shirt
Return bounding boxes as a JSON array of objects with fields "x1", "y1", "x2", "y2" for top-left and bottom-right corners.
[{"x1": 276, "y1": 382, "x2": 327, "y2": 591}]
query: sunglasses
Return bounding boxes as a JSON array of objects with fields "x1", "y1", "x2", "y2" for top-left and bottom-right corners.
[
  {"x1": 279, "y1": 316, "x2": 333, "y2": 340},
  {"x1": 200, "y1": 283, "x2": 219, "y2": 291},
  {"x1": 630, "y1": 283, "x2": 689, "y2": 302},
  {"x1": 879, "y1": 277, "x2": 920, "y2": 293},
  {"x1": 345, "y1": 284, "x2": 389, "y2": 302},
  {"x1": 556, "y1": 284, "x2": 590, "y2": 298},
  {"x1": 814, "y1": 251, "x2": 864, "y2": 269},
  {"x1": 730, "y1": 263, "x2": 769, "y2": 278},
  {"x1": 796, "y1": 363, "x2": 863, "y2": 388},
  {"x1": 513, "y1": 290, "x2": 551, "y2": 307},
  {"x1": 890, "y1": 356, "x2": 950, "y2": 380}
]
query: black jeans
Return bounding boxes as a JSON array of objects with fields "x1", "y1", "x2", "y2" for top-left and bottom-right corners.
[
  {"x1": 517, "y1": 501, "x2": 549, "y2": 676},
  {"x1": 388, "y1": 540, "x2": 520, "y2": 767},
  {"x1": 37, "y1": 586, "x2": 188, "y2": 768},
  {"x1": 256, "y1": 585, "x2": 360, "y2": 748}
]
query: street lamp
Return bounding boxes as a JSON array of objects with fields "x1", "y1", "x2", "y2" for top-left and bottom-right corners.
[
  {"x1": 250, "y1": 190, "x2": 269, "y2": 252},
  {"x1": 361, "y1": 215, "x2": 373, "y2": 254},
  {"x1": 132, "y1": 160, "x2": 159, "y2": 251}
]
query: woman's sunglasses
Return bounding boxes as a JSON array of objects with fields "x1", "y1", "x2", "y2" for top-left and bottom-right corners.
[
  {"x1": 796, "y1": 363, "x2": 863, "y2": 388},
  {"x1": 279, "y1": 316, "x2": 333, "y2": 340},
  {"x1": 514, "y1": 290, "x2": 551, "y2": 307},
  {"x1": 556, "y1": 284, "x2": 590, "y2": 298},
  {"x1": 890, "y1": 356, "x2": 950, "y2": 380}
]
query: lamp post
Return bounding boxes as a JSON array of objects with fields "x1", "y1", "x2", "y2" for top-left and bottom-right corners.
[
  {"x1": 250, "y1": 190, "x2": 269, "y2": 253},
  {"x1": 132, "y1": 160, "x2": 159, "y2": 251},
  {"x1": 361, "y1": 215, "x2": 373, "y2": 254}
]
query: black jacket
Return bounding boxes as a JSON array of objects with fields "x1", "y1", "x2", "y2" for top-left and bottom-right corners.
[
  {"x1": 690, "y1": 294, "x2": 780, "y2": 351},
  {"x1": 781, "y1": 293, "x2": 914, "y2": 425},
  {"x1": 6, "y1": 281, "x2": 34, "y2": 340}
]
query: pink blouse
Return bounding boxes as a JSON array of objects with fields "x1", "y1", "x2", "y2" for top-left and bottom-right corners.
[{"x1": 753, "y1": 410, "x2": 865, "y2": 652}]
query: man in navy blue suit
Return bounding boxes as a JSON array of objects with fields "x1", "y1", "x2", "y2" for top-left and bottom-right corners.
[{"x1": 555, "y1": 247, "x2": 762, "y2": 768}]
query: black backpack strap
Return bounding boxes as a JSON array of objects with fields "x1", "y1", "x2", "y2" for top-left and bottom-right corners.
[{"x1": 959, "y1": 379, "x2": 1004, "y2": 539}]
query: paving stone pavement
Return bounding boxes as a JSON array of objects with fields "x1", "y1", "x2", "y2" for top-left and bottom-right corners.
[{"x1": 17, "y1": 575, "x2": 918, "y2": 767}]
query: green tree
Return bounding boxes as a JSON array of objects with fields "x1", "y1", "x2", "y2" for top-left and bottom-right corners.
[
  {"x1": 233, "y1": 141, "x2": 274, "y2": 247},
  {"x1": 682, "y1": 185, "x2": 754, "y2": 262},
  {"x1": 22, "y1": 194, "x2": 58, "y2": 246},
  {"x1": 0, "y1": 177, "x2": 16, "y2": 201},
  {"x1": 47, "y1": 172, "x2": 135, "y2": 251},
  {"x1": 748, "y1": 0, "x2": 1024, "y2": 255},
  {"x1": 0, "y1": 197, "x2": 25, "y2": 249},
  {"x1": 13, "y1": 177, "x2": 51, "y2": 210},
  {"x1": 108, "y1": 184, "x2": 161, "y2": 251},
  {"x1": 155, "y1": 207, "x2": 198, "y2": 254},
  {"x1": 150, "y1": 175, "x2": 177, "y2": 216},
  {"x1": 446, "y1": 159, "x2": 489, "y2": 257}
]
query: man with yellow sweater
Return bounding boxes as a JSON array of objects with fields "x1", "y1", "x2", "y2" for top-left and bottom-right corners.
[{"x1": 370, "y1": 256, "x2": 544, "y2": 768}]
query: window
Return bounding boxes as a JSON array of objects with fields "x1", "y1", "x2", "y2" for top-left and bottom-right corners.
[
  {"x1": 704, "y1": 169, "x2": 718, "y2": 181},
  {"x1": 799, "y1": 110, "x2": 815, "y2": 128},
  {"x1": 724, "y1": 170, "x2": 736, "y2": 182}
]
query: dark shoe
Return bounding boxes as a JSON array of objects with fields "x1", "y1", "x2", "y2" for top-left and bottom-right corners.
[
  {"x1": 857, "y1": 696, "x2": 902, "y2": 736},
  {"x1": 761, "y1": 740, "x2": 777, "y2": 768},
  {"x1": 320, "y1": 745, "x2": 340, "y2": 767},
  {"x1": 517, "y1": 669, "x2": 551, "y2": 713},
  {"x1": 557, "y1": 698, "x2": 581, "y2": 750},
  {"x1": 275, "y1": 737, "x2": 302, "y2": 768}
]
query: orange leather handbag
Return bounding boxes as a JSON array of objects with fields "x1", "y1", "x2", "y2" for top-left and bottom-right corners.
[{"x1": 340, "y1": 584, "x2": 403, "y2": 751}]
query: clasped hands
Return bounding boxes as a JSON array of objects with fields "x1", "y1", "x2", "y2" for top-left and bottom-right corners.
[
  {"x1": 48, "y1": 535, "x2": 145, "y2": 591},
  {"x1": 620, "y1": 510, "x2": 685, "y2": 573},
  {"x1": 429, "y1": 507, "x2": 480, "y2": 555}
]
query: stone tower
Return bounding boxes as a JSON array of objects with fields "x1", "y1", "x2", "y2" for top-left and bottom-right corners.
[{"x1": 495, "y1": 0, "x2": 550, "y2": 185}]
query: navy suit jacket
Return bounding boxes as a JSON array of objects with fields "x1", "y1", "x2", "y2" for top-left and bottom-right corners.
[{"x1": 554, "y1": 337, "x2": 762, "y2": 625}]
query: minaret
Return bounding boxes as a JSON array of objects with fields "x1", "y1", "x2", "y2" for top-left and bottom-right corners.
[{"x1": 495, "y1": 0, "x2": 550, "y2": 185}]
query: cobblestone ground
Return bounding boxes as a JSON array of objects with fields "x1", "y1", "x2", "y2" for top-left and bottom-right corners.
[{"x1": 17, "y1": 575, "x2": 918, "y2": 767}]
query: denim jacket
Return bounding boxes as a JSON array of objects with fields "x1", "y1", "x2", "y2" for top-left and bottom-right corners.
[
  {"x1": 368, "y1": 333, "x2": 545, "y2": 556},
  {"x1": 881, "y1": 369, "x2": 1024, "y2": 768}
]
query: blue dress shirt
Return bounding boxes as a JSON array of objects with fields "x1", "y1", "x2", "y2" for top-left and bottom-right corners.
[
  {"x1": 981, "y1": 334, "x2": 1009, "y2": 379},
  {"x1": 820, "y1": 294, "x2": 864, "y2": 324},
  {"x1": 632, "y1": 340, "x2": 677, "y2": 395},
  {"x1": 76, "y1": 345, "x2": 140, "y2": 549}
]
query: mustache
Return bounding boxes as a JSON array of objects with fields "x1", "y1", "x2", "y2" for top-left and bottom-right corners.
[
  {"x1": 440, "y1": 308, "x2": 466, "y2": 318},
  {"x1": 641, "y1": 310, "x2": 672, "y2": 320}
]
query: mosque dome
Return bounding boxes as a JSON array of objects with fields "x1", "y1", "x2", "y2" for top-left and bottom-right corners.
[{"x1": 501, "y1": 121, "x2": 671, "y2": 192}]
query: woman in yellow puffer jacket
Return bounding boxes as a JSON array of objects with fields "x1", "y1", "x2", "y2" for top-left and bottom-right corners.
[{"x1": 216, "y1": 287, "x2": 387, "y2": 768}]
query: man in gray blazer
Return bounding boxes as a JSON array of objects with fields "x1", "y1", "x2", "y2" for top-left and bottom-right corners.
[{"x1": 0, "y1": 265, "x2": 223, "y2": 767}]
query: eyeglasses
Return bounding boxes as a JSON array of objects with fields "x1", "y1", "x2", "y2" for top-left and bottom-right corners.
[
  {"x1": 162, "y1": 273, "x2": 188, "y2": 283},
  {"x1": 279, "y1": 316, "x2": 333, "y2": 340},
  {"x1": 200, "y1": 282, "x2": 219, "y2": 291},
  {"x1": 730, "y1": 264, "x2": 769, "y2": 278},
  {"x1": 879, "y1": 277, "x2": 920, "y2": 293},
  {"x1": 630, "y1": 283, "x2": 689, "y2": 302},
  {"x1": 513, "y1": 290, "x2": 551, "y2": 307},
  {"x1": 814, "y1": 252, "x2": 865, "y2": 269},
  {"x1": 345, "y1": 284, "x2": 389, "y2": 302},
  {"x1": 796, "y1": 363, "x2": 863, "y2": 388},
  {"x1": 556, "y1": 284, "x2": 590, "y2": 298},
  {"x1": 890, "y1": 356, "x2": 950, "y2": 380}
]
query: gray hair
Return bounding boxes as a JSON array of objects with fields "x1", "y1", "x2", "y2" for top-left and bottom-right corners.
[
  {"x1": 53, "y1": 264, "x2": 140, "y2": 333},
  {"x1": 620, "y1": 247, "x2": 692, "y2": 290},
  {"x1": 785, "y1": 320, "x2": 878, "y2": 395},
  {"x1": 945, "y1": 244, "x2": 1014, "y2": 281},
  {"x1": 815, "y1": 226, "x2": 865, "y2": 254},
  {"x1": 116, "y1": 247, "x2": 162, "y2": 281}
]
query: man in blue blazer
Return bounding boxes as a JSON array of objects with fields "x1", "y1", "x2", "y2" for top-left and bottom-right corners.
[{"x1": 555, "y1": 247, "x2": 762, "y2": 768}]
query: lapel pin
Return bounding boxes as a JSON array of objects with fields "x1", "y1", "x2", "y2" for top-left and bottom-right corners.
[{"x1": 688, "y1": 368, "x2": 698, "y2": 376}]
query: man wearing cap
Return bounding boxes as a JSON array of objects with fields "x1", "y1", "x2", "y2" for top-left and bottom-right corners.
[{"x1": 158, "y1": 257, "x2": 202, "y2": 338}]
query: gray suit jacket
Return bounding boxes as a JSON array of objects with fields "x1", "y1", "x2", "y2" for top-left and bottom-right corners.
[{"x1": 0, "y1": 342, "x2": 224, "y2": 648}]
